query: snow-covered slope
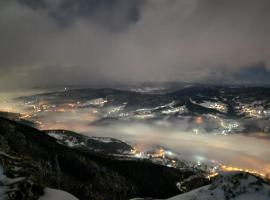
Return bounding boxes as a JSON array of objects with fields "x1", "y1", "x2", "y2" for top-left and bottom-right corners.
[
  {"x1": 39, "y1": 188, "x2": 78, "y2": 200},
  {"x1": 45, "y1": 130, "x2": 133, "y2": 155},
  {"x1": 167, "y1": 172, "x2": 270, "y2": 200}
]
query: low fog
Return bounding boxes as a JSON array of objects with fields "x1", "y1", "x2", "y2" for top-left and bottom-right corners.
[
  {"x1": 1, "y1": 89, "x2": 270, "y2": 175},
  {"x1": 32, "y1": 109, "x2": 270, "y2": 175}
]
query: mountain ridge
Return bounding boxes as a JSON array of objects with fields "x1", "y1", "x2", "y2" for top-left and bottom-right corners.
[{"x1": 0, "y1": 117, "x2": 209, "y2": 200}]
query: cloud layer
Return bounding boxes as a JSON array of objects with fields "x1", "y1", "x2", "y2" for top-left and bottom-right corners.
[{"x1": 1, "y1": 0, "x2": 270, "y2": 89}]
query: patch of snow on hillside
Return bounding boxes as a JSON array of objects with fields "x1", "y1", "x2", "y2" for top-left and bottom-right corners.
[
  {"x1": 47, "y1": 132, "x2": 85, "y2": 147},
  {"x1": 47, "y1": 132, "x2": 64, "y2": 140},
  {"x1": 168, "y1": 185, "x2": 210, "y2": 200},
  {"x1": 83, "y1": 98, "x2": 108, "y2": 107},
  {"x1": 161, "y1": 106, "x2": 187, "y2": 115},
  {"x1": 91, "y1": 137, "x2": 120, "y2": 143},
  {"x1": 167, "y1": 172, "x2": 270, "y2": 200},
  {"x1": 199, "y1": 101, "x2": 227, "y2": 113},
  {"x1": 39, "y1": 188, "x2": 79, "y2": 200}
]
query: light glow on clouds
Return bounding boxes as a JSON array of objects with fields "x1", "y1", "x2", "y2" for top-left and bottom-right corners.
[{"x1": 0, "y1": 0, "x2": 270, "y2": 89}]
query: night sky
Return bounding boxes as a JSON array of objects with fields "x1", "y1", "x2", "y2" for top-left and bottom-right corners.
[{"x1": 1, "y1": 0, "x2": 270, "y2": 90}]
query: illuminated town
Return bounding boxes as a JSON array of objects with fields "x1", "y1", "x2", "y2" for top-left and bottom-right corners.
[
  {"x1": 128, "y1": 146, "x2": 270, "y2": 181},
  {"x1": 1, "y1": 90, "x2": 270, "y2": 189},
  {"x1": 12, "y1": 97, "x2": 268, "y2": 134},
  {"x1": 1, "y1": 88, "x2": 270, "y2": 200},
  {"x1": 236, "y1": 103, "x2": 270, "y2": 118}
]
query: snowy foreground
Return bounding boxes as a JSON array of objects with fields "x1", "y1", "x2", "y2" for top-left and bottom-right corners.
[
  {"x1": 1, "y1": 162, "x2": 77, "y2": 200},
  {"x1": 39, "y1": 188, "x2": 78, "y2": 200},
  {"x1": 132, "y1": 172, "x2": 270, "y2": 200}
]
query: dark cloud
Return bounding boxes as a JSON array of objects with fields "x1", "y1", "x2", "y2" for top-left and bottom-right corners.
[
  {"x1": 0, "y1": 0, "x2": 270, "y2": 90},
  {"x1": 207, "y1": 63, "x2": 270, "y2": 85},
  {"x1": 232, "y1": 63, "x2": 270, "y2": 84},
  {"x1": 18, "y1": 0, "x2": 142, "y2": 28}
]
